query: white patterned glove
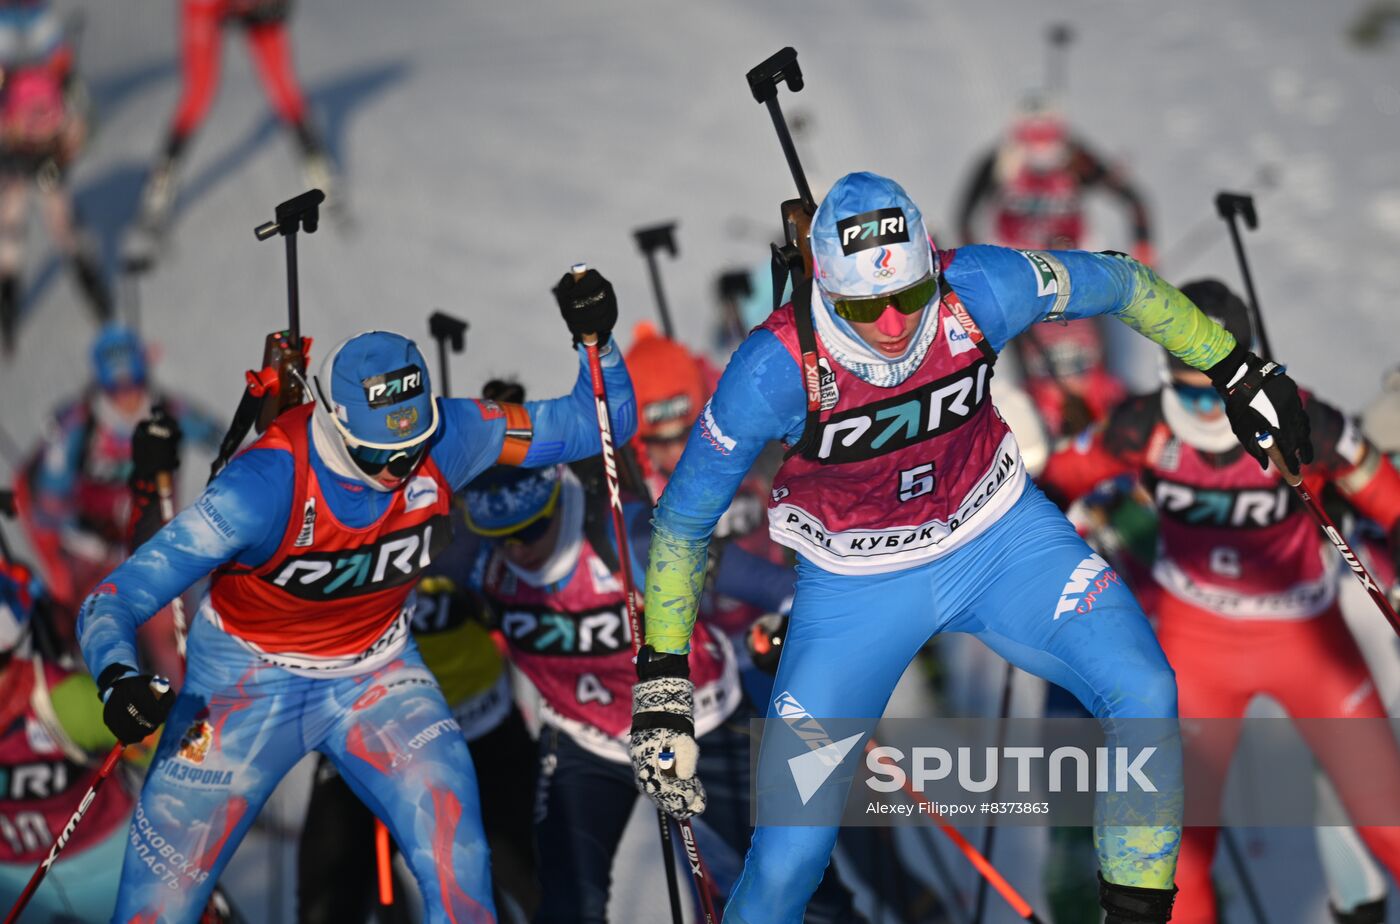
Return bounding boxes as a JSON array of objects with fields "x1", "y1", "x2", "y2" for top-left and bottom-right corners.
[{"x1": 630, "y1": 646, "x2": 706, "y2": 819}]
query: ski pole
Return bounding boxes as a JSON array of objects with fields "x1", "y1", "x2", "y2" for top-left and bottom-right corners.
[
  {"x1": 4, "y1": 678, "x2": 166, "y2": 924},
  {"x1": 633, "y1": 223, "x2": 679, "y2": 339},
  {"x1": 375, "y1": 819, "x2": 394, "y2": 908},
  {"x1": 571, "y1": 264, "x2": 714, "y2": 924},
  {"x1": 1213, "y1": 192, "x2": 1400, "y2": 636},
  {"x1": 154, "y1": 471, "x2": 188, "y2": 657},
  {"x1": 864, "y1": 738, "x2": 1045, "y2": 923},
  {"x1": 972, "y1": 664, "x2": 1016, "y2": 924},
  {"x1": 1260, "y1": 433, "x2": 1400, "y2": 635},
  {"x1": 427, "y1": 311, "x2": 469, "y2": 399},
  {"x1": 3, "y1": 743, "x2": 124, "y2": 924}
]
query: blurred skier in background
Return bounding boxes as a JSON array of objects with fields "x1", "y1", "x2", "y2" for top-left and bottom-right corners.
[
  {"x1": 127, "y1": 0, "x2": 335, "y2": 263},
  {"x1": 0, "y1": 0, "x2": 111, "y2": 353},
  {"x1": 956, "y1": 96, "x2": 1155, "y2": 437},
  {"x1": 0, "y1": 549, "x2": 157, "y2": 922},
  {"x1": 14, "y1": 324, "x2": 218, "y2": 678},
  {"x1": 1041, "y1": 279, "x2": 1400, "y2": 924}
]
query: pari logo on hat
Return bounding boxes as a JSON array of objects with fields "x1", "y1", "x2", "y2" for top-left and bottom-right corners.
[
  {"x1": 319, "y1": 331, "x2": 439, "y2": 450},
  {"x1": 812, "y1": 172, "x2": 934, "y2": 299},
  {"x1": 363, "y1": 366, "x2": 425, "y2": 408},
  {"x1": 836, "y1": 208, "x2": 909, "y2": 255}
]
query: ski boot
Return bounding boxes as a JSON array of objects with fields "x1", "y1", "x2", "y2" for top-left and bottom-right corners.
[
  {"x1": 0, "y1": 275, "x2": 18, "y2": 356},
  {"x1": 1334, "y1": 897, "x2": 1386, "y2": 923},
  {"x1": 295, "y1": 120, "x2": 346, "y2": 223},
  {"x1": 125, "y1": 151, "x2": 182, "y2": 271},
  {"x1": 1098, "y1": 874, "x2": 1177, "y2": 924}
]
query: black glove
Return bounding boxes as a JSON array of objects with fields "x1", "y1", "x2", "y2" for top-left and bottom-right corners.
[
  {"x1": 98, "y1": 663, "x2": 174, "y2": 745},
  {"x1": 1206, "y1": 345, "x2": 1313, "y2": 475},
  {"x1": 130, "y1": 409, "x2": 183, "y2": 483},
  {"x1": 552, "y1": 268, "x2": 617, "y2": 347}
]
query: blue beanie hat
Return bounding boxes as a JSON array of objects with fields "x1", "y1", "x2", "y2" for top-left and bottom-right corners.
[
  {"x1": 462, "y1": 465, "x2": 561, "y2": 537},
  {"x1": 315, "y1": 331, "x2": 439, "y2": 451},
  {"x1": 810, "y1": 171, "x2": 935, "y2": 299},
  {"x1": 91, "y1": 325, "x2": 148, "y2": 392}
]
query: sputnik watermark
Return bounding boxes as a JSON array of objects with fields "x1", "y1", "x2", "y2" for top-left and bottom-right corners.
[{"x1": 864, "y1": 745, "x2": 1158, "y2": 794}]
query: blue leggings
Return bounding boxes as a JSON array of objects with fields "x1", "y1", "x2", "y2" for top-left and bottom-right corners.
[
  {"x1": 111, "y1": 615, "x2": 495, "y2": 924},
  {"x1": 724, "y1": 484, "x2": 1181, "y2": 924}
]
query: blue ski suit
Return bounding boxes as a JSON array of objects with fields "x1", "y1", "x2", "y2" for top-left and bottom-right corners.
[{"x1": 77, "y1": 344, "x2": 634, "y2": 924}]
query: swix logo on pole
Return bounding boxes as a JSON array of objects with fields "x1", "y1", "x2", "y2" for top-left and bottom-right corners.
[
  {"x1": 362, "y1": 365, "x2": 425, "y2": 408},
  {"x1": 267, "y1": 516, "x2": 449, "y2": 600},
  {"x1": 44, "y1": 785, "x2": 97, "y2": 870},
  {"x1": 815, "y1": 359, "x2": 991, "y2": 464},
  {"x1": 680, "y1": 821, "x2": 704, "y2": 877},
  {"x1": 836, "y1": 207, "x2": 910, "y2": 255},
  {"x1": 594, "y1": 396, "x2": 623, "y2": 515},
  {"x1": 1324, "y1": 525, "x2": 1380, "y2": 593}
]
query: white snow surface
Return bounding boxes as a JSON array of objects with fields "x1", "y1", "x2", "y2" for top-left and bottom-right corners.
[{"x1": 3, "y1": 0, "x2": 1399, "y2": 921}]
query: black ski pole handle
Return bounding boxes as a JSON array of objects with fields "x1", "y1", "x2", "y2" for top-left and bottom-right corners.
[
  {"x1": 746, "y1": 47, "x2": 816, "y2": 211},
  {"x1": 633, "y1": 223, "x2": 679, "y2": 339}
]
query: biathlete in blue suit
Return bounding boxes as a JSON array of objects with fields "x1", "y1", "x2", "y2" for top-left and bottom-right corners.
[
  {"x1": 627, "y1": 172, "x2": 1315, "y2": 924},
  {"x1": 75, "y1": 269, "x2": 631, "y2": 924}
]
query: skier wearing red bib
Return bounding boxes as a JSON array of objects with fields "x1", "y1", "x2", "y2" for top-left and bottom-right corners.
[
  {"x1": 75, "y1": 270, "x2": 630, "y2": 923},
  {"x1": 1041, "y1": 279, "x2": 1400, "y2": 924},
  {"x1": 630, "y1": 172, "x2": 1313, "y2": 924}
]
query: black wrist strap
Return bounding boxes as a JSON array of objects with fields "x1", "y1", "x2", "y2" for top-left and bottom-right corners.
[
  {"x1": 1098, "y1": 873, "x2": 1177, "y2": 922},
  {"x1": 636, "y1": 645, "x2": 690, "y2": 681}
]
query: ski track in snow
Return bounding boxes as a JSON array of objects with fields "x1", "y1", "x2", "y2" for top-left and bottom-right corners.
[{"x1": 2, "y1": 1, "x2": 1397, "y2": 920}]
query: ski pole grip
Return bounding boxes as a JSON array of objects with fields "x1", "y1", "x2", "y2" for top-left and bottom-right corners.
[
  {"x1": 568, "y1": 263, "x2": 599, "y2": 346},
  {"x1": 1255, "y1": 432, "x2": 1302, "y2": 486}
]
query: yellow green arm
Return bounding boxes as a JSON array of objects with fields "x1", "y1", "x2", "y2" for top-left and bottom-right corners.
[
  {"x1": 1111, "y1": 260, "x2": 1237, "y2": 371},
  {"x1": 642, "y1": 524, "x2": 709, "y2": 655}
]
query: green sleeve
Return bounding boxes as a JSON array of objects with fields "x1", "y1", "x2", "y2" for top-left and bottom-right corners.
[
  {"x1": 1113, "y1": 261, "x2": 1237, "y2": 370},
  {"x1": 642, "y1": 524, "x2": 709, "y2": 655},
  {"x1": 48, "y1": 673, "x2": 117, "y2": 753}
]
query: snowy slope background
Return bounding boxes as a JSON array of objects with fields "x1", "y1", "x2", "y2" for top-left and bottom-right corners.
[{"x1": 2, "y1": 0, "x2": 1399, "y2": 921}]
